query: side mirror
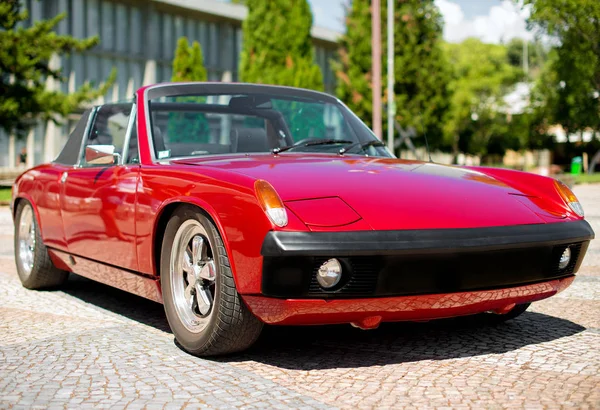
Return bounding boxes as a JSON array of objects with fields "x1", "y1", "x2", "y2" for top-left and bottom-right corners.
[{"x1": 85, "y1": 144, "x2": 116, "y2": 165}]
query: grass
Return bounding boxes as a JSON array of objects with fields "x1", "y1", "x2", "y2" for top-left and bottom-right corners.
[
  {"x1": 574, "y1": 173, "x2": 600, "y2": 184},
  {"x1": 0, "y1": 187, "x2": 11, "y2": 203}
]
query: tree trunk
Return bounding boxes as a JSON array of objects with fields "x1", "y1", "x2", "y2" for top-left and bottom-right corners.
[{"x1": 589, "y1": 149, "x2": 600, "y2": 174}]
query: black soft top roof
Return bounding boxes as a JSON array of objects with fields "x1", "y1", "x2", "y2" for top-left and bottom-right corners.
[{"x1": 145, "y1": 82, "x2": 339, "y2": 104}]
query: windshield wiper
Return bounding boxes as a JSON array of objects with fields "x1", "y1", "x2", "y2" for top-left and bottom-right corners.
[
  {"x1": 338, "y1": 140, "x2": 386, "y2": 155},
  {"x1": 273, "y1": 139, "x2": 354, "y2": 154}
]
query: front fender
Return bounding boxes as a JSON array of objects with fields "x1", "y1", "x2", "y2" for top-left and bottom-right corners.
[
  {"x1": 467, "y1": 167, "x2": 580, "y2": 221},
  {"x1": 139, "y1": 165, "x2": 308, "y2": 294}
]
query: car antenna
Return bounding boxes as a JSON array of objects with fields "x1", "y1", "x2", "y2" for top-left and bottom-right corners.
[{"x1": 419, "y1": 112, "x2": 433, "y2": 163}]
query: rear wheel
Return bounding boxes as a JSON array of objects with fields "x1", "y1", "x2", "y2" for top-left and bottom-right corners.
[
  {"x1": 14, "y1": 200, "x2": 68, "y2": 289},
  {"x1": 160, "y1": 206, "x2": 263, "y2": 356}
]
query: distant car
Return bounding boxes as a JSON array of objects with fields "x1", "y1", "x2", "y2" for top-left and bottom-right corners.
[{"x1": 11, "y1": 83, "x2": 595, "y2": 356}]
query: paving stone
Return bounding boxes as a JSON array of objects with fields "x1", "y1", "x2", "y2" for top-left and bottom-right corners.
[{"x1": 0, "y1": 184, "x2": 599, "y2": 408}]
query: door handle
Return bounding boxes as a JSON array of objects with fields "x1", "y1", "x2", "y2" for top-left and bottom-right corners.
[{"x1": 60, "y1": 172, "x2": 68, "y2": 184}]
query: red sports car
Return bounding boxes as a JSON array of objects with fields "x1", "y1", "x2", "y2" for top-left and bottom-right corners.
[{"x1": 11, "y1": 83, "x2": 595, "y2": 356}]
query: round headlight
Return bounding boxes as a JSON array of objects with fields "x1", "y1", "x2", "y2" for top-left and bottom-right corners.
[
  {"x1": 317, "y1": 259, "x2": 342, "y2": 289},
  {"x1": 558, "y1": 247, "x2": 571, "y2": 270}
]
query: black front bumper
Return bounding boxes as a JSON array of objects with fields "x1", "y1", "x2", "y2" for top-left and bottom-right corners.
[{"x1": 260, "y1": 220, "x2": 594, "y2": 299}]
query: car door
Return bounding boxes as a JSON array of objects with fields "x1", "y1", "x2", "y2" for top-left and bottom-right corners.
[{"x1": 60, "y1": 103, "x2": 140, "y2": 272}]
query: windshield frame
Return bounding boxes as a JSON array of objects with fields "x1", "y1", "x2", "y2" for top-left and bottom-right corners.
[{"x1": 143, "y1": 82, "x2": 393, "y2": 162}]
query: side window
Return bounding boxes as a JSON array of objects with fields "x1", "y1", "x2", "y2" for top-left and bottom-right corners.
[
  {"x1": 83, "y1": 104, "x2": 132, "y2": 166},
  {"x1": 125, "y1": 116, "x2": 139, "y2": 164},
  {"x1": 54, "y1": 110, "x2": 91, "y2": 166}
]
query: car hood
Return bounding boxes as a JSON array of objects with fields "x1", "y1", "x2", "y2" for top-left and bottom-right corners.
[{"x1": 173, "y1": 154, "x2": 555, "y2": 229}]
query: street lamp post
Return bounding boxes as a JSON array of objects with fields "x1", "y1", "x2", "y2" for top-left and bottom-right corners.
[
  {"x1": 371, "y1": 0, "x2": 382, "y2": 139},
  {"x1": 386, "y1": 0, "x2": 395, "y2": 153}
]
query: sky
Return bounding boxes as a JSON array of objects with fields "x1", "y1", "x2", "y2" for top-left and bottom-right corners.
[{"x1": 307, "y1": 0, "x2": 533, "y2": 44}]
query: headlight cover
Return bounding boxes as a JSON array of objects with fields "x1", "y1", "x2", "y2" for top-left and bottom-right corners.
[
  {"x1": 554, "y1": 180, "x2": 584, "y2": 217},
  {"x1": 285, "y1": 197, "x2": 361, "y2": 227}
]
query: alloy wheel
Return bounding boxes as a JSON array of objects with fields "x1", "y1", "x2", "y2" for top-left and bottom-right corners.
[{"x1": 169, "y1": 220, "x2": 217, "y2": 333}]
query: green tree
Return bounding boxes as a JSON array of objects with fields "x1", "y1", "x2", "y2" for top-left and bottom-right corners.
[
  {"x1": 443, "y1": 39, "x2": 522, "y2": 157},
  {"x1": 168, "y1": 37, "x2": 210, "y2": 144},
  {"x1": 523, "y1": 0, "x2": 600, "y2": 170},
  {"x1": 239, "y1": 0, "x2": 324, "y2": 140},
  {"x1": 0, "y1": 1, "x2": 115, "y2": 138},
  {"x1": 171, "y1": 37, "x2": 192, "y2": 82},
  {"x1": 172, "y1": 37, "x2": 207, "y2": 83},
  {"x1": 189, "y1": 41, "x2": 208, "y2": 82},
  {"x1": 239, "y1": 0, "x2": 323, "y2": 91},
  {"x1": 334, "y1": 0, "x2": 452, "y2": 150},
  {"x1": 524, "y1": 0, "x2": 600, "y2": 172},
  {"x1": 505, "y1": 38, "x2": 547, "y2": 79},
  {"x1": 333, "y1": 0, "x2": 375, "y2": 130}
]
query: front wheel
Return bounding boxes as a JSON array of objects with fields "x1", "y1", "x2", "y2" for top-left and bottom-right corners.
[{"x1": 160, "y1": 206, "x2": 263, "y2": 356}]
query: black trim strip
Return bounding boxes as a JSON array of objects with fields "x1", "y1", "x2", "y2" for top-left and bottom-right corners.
[
  {"x1": 147, "y1": 82, "x2": 337, "y2": 103},
  {"x1": 261, "y1": 220, "x2": 595, "y2": 257},
  {"x1": 47, "y1": 247, "x2": 158, "y2": 280}
]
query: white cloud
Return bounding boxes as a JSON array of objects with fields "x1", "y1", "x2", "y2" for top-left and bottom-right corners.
[{"x1": 435, "y1": 0, "x2": 533, "y2": 44}]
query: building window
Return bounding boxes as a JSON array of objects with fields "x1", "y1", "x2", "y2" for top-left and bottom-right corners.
[
  {"x1": 72, "y1": 0, "x2": 85, "y2": 39},
  {"x1": 130, "y1": 7, "x2": 142, "y2": 55},
  {"x1": 174, "y1": 15, "x2": 184, "y2": 42},
  {"x1": 86, "y1": 0, "x2": 100, "y2": 38},
  {"x1": 57, "y1": 0, "x2": 69, "y2": 35},
  {"x1": 208, "y1": 23, "x2": 218, "y2": 68},
  {"x1": 161, "y1": 14, "x2": 174, "y2": 60},
  {"x1": 185, "y1": 17, "x2": 196, "y2": 43},
  {"x1": 117, "y1": 60, "x2": 128, "y2": 100},
  {"x1": 115, "y1": 4, "x2": 128, "y2": 53},
  {"x1": 101, "y1": 1, "x2": 115, "y2": 51}
]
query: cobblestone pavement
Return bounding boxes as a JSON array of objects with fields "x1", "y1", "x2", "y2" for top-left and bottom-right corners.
[{"x1": 1, "y1": 185, "x2": 599, "y2": 409}]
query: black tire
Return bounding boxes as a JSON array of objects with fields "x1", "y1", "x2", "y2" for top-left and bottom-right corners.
[
  {"x1": 14, "y1": 200, "x2": 69, "y2": 289},
  {"x1": 480, "y1": 303, "x2": 531, "y2": 324},
  {"x1": 160, "y1": 205, "x2": 263, "y2": 356}
]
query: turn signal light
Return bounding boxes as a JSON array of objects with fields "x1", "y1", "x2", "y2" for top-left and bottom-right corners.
[
  {"x1": 554, "y1": 180, "x2": 584, "y2": 217},
  {"x1": 254, "y1": 180, "x2": 288, "y2": 227}
]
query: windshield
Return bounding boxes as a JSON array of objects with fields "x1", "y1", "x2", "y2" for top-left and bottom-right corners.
[{"x1": 147, "y1": 89, "x2": 392, "y2": 160}]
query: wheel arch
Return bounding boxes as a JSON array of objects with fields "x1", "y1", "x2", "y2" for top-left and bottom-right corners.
[
  {"x1": 13, "y1": 194, "x2": 42, "y2": 231},
  {"x1": 152, "y1": 198, "x2": 237, "y2": 282}
]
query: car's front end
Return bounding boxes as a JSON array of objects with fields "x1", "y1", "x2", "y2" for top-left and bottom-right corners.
[
  {"x1": 231, "y1": 160, "x2": 595, "y2": 328},
  {"x1": 248, "y1": 220, "x2": 591, "y2": 328}
]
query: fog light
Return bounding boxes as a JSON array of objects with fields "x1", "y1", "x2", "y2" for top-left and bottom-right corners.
[
  {"x1": 317, "y1": 259, "x2": 342, "y2": 289},
  {"x1": 559, "y1": 247, "x2": 571, "y2": 270}
]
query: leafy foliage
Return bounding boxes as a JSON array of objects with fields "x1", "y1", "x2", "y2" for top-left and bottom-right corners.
[
  {"x1": 168, "y1": 37, "x2": 210, "y2": 144},
  {"x1": 172, "y1": 37, "x2": 207, "y2": 83},
  {"x1": 334, "y1": 0, "x2": 451, "y2": 150},
  {"x1": 524, "y1": 0, "x2": 600, "y2": 168},
  {"x1": 505, "y1": 38, "x2": 547, "y2": 80},
  {"x1": 239, "y1": 0, "x2": 323, "y2": 91},
  {"x1": 0, "y1": 0, "x2": 115, "y2": 138},
  {"x1": 333, "y1": 0, "x2": 372, "y2": 128},
  {"x1": 528, "y1": 0, "x2": 600, "y2": 132},
  {"x1": 443, "y1": 39, "x2": 522, "y2": 156}
]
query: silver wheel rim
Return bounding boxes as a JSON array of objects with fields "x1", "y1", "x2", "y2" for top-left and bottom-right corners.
[
  {"x1": 170, "y1": 220, "x2": 217, "y2": 333},
  {"x1": 18, "y1": 204, "x2": 36, "y2": 276}
]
